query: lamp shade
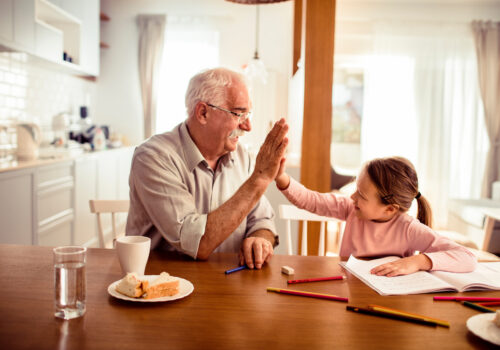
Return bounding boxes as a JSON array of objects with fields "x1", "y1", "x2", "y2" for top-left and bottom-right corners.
[{"x1": 225, "y1": 0, "x2": 290, "y2": 4}]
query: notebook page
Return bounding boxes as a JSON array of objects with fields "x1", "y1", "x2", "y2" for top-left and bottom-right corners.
[
  {"x1": 431, "y1": 262, "x2": 500, "y2": 291},
  {"x1": 341, "y1": 255, "x2": 454, "y2": 295}
]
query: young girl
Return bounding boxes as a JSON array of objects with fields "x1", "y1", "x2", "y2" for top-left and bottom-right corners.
[{"x1": 276, "y1": 156, "x2": 477, "y2": 276}]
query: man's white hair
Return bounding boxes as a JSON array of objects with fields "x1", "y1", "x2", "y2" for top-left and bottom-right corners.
[{"x1": 185, "y1": 68, "x2": 248, "y2": 118}]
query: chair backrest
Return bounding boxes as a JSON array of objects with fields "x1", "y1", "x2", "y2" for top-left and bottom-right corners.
[
  {"x1": 89, "y1": 200, "x2": 130, "y2": 248},
  {"x1": 279, "y1": 204, "x2": 343, "y2": 256}
]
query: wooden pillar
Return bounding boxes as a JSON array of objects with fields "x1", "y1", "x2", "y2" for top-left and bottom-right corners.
[
  {"x1": 292, "y1": 0, "x2": 302, "y2": 75},
  {"x1": 299, "y1": 0, "x2": 335, "y2": 255}
]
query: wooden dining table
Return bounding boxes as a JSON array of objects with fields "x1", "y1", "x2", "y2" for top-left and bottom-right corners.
[{"x1": 0, "y1": 244, "x2": 498, "y2": 349}]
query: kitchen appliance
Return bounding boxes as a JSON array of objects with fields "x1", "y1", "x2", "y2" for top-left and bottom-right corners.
[
  {"x1": 17, "y1": 122, "x2": 42, "y2": 160},
  {"x1": 52, "y1": 112, "x2": 70, "y2": 146},
  {"x1": 0, "y1": 119, "x2": 17, "y2": 162}
]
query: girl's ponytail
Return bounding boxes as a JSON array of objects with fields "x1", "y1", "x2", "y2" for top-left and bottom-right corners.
[{"x1": 416, "y1": 194, "x2": 432, "y2": 227}]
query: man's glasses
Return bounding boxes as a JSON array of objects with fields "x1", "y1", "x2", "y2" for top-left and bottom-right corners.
[{"x1": 206, "y1": 103, "x2": 252, "y2": 124}]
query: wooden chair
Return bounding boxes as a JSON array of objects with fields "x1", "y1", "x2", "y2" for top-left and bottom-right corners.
[
  {"x1": 279, "y1": 204, "x2": 343, "y2": 256},
  {"x1": 89, "y1": 200, "x2": 130, "y2": 248}
]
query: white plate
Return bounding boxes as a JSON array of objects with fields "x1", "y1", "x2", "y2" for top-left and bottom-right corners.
[
  {"x1": 108, "y1": 275, "x2": 194, "y2": 302},
  {"x1": 466, "y1": 313, "x2": 500, "y2": 346}
]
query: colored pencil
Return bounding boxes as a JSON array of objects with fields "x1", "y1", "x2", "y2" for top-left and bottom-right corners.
[
  {"x1": 433, "y1": 296, "x2": 500, "y2": 302},
  {"x1": 478, "y1": 301, "x2": 500, "y2": 307},
  {"x1": 346, "y1": 306, "x2": 437, "y2": 327},
  {"x1": 367, "y1": 304, "x2": 450, "y2": 327},
  {"x1": 461, "y1": 301, "x2": 496, "y2": 313},
  {"x1": 267, "y1": 287, "x2": 348, "y2": 302},
  {"x1": 287, "y1": 276, "x2": 346, "y2": 284},
  {"x1": 225, "y1": 265, "x2": 248, "y2": 274}
]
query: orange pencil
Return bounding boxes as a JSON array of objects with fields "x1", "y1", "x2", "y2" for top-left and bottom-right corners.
[{"x1": 367, "y1": 304, "x2": 450, "y2": 327}]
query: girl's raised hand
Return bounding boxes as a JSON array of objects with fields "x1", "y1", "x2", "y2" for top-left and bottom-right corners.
[
  {"x1": 370, "y1": 254, "x2": 432, "y2": 277},
  {"x1": 275, "y1": 157, "x2": 290, "y2": 190}
]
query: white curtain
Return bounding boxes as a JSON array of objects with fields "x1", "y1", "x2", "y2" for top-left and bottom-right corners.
[
  {"x1": 471, "y1": 21, "x2": 500, "y2": 198},
  {"x1": 137, "y1": 15, "x2": 166, "y2": 139},
  {"x1": 362, "y1": 22, "x2": 488, "y2": 228}
]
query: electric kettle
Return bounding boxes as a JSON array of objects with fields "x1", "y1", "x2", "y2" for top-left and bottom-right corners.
[{"x1": 16, "y1": 123, "x2": 42, "y2": 160}]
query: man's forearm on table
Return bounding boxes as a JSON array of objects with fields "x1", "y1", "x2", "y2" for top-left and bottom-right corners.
[{"x1": 196, "y1": 174, "x2": 271, "y2": 259}]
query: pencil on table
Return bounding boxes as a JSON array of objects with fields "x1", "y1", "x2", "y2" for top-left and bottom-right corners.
[
  {"x1": 367, "y1": 304, "x2": 450, "y2": 327},
  {"x1": 266, "y1": 287, "x2": 348, "y2": 302},
  {"x1": 225, "y1": 265, "x2": 248, "y2": 274},
  {"x1": 478, "y1": 301, "x2": 500, "y2": 307},
  {"x1": 287, "y1": 276, "x2": 346, "y2": 284},
  {"x1": 433, "y1": 296, "x2": 500, "y2": 302},
  {"x1": 346, "y1": 305, "x2": 438, "y2": 327},
  {"x1": 461, "y1": 301, "x2": 496, "y2": 313}
]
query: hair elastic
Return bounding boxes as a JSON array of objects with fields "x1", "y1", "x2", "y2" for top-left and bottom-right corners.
[{"x1": 415, "y1": 192, "x2": 421, "y2": 199}]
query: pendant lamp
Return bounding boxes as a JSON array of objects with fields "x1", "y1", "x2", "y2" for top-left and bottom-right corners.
[{"x1": 243, "y1": 5, "x2": 268, "y2": 84}]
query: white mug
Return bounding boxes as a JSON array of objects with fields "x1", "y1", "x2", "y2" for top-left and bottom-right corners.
[{"x1": 115, "y1": 236, "x2": 151, "y2": 275}]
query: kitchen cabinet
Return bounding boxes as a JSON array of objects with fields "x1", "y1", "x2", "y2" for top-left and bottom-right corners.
[
  {"x1": 74, "y1": 147, "x2": 134, "y2": 247},
  {"x1": 14, "y1": 0, "x2": 36, "y2": 52},
  {"x1": 0, "y1": 0, "x2": 14, "y2": 43},
  {"x1": 36, "y1": 161, "x2": 74, "y2": 246},
  {"x1": 0, "y1": 0, "x2": 100, "y2": 78},
  {"x1": 0, "y1": 0, "x2": 36, "y2": 53},
  {"x1": 58, "y1": 0, "x2": 100, "y2": 76},
  {"x1": 74, "y1": 154, "x2": 97, "y2": 246},
  {"x1": 0, "y1": 147, "x2": 134, "y2": 247},
  {"x1": 0, "y1": 168, "x2": 34, "y2": 245}
]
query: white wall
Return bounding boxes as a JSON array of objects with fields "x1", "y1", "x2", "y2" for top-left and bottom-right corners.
[
  {"x1": 335, "y1": 0, "x2": 500, "y2": 57},
  {"x1": 96, "y1": 0, "x2": 294, "y2": 145}
]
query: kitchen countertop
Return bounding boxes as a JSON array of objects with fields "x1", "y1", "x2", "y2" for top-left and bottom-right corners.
[{"x1": 0, "y1": 146, "x2": 135, "y2": 174}]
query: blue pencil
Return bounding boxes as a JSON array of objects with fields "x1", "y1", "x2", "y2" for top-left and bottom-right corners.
[{"x1": 225, "y1": 265, "x2": 248, "y2": 274}]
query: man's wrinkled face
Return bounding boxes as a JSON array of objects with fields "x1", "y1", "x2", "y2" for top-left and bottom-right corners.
[{"x1": 207, "y1": 80, "x2": 252, "y2": 157}]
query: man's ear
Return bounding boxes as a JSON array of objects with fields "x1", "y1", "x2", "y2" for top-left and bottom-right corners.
[{"x1": 194, "y1": 102, "x2": 208, "y2": 125}]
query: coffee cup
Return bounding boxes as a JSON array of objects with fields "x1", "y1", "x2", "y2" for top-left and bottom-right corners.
[{"x1": 115, "y1": 236, "x2": 151, "y2": 275}]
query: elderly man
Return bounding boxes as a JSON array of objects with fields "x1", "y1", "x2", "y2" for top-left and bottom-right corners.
[{"x1": 126, "y1": 67, "x2": 288, "y2": 269}]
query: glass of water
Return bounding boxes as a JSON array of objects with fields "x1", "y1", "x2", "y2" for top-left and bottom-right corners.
[{"x1": 53, "y1": 246, "x2": 87, "y2": 320}]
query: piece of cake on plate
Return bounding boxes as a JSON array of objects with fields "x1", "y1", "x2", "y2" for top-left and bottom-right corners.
[
  {"x1": 143, "y1": 272, "x2": 179, "y2": 299},
  {"x1": 116, "y1": 273, "x2": 145, "y2": 298}
]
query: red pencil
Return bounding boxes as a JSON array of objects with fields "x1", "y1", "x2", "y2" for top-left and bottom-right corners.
[
  {"x1": 287, "y1": 275, "x2": 346, "y2": 284},
  {"x1": 267, "y1": 287, "x2": 348, "y2": 302},
  {"x1": 433, "y1": 296, "x2": 500, "y2": 302},
  {"x1": 478, "y1": 301, "x2": 500, "y2": 306}
]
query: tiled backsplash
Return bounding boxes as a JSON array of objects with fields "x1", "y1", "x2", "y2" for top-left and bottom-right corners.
[{"x1": 0, "y1": 52, "x2": 96, "y2": 144}]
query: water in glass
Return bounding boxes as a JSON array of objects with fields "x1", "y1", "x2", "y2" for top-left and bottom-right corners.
[{"x1": 54, "y1": 262, "x2": 86, "y2": 319}]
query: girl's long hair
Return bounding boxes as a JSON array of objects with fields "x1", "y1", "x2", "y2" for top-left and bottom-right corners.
[{"x1": 365, "y1": 157, "x2": 432, "y2": 227}]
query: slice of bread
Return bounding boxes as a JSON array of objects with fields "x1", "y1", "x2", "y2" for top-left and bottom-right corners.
[
  {"x1": 494, "y1": 310, "x2": 500, "y2": 328},
  {"x1": 143, "y1": 272, "x2": 179, "y2": 299},
  {"x1": 116, "y1": 273, "x2": 145, "y2": 298}
]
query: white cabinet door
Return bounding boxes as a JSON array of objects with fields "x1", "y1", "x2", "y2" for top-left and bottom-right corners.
[
  {"x1": 97, "y1": 150, "x2": 118, "y2": 200},
  {"x1": 0, "y1": 169, "x2": 34, "y2": 245},
  {"x1": 0, "y1": 0, "x2": 13, "y2": 42},
  {"x1": 74, "y1": 155, "x2": 98, "y2": 246},
  {"x1": 36, "y1": 161, "x2": 74, "y2": 246},
  {"x1": 80, "y1": 0, "x2": 99, "y2": 76},
  {"x1": 60, "y1": 0, "x2": 99, "y2": 76},
  {"x1": 13, "y1": 0, "x2": 35, "y2": 52}
]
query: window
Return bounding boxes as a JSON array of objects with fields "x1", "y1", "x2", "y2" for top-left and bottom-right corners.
[
  {"x1": 331, "y1": 65, "x2": 364, "y2": 173},
  {"x1": 156, "y1": 25, "x2": 219, "y2": 133}
]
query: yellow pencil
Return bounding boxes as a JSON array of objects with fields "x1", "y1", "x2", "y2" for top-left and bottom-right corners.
[{"x1": 367, "y1": 304, "x2": 450, "y2": 328}]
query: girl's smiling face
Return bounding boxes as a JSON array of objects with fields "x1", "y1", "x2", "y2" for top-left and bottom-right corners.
[{"x1": 350, "y1": 170, "x2": 398, "y2": 222}]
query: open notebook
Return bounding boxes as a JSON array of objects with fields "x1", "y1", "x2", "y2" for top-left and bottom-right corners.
[{"x1": 340, "y1": 256, "x2": 500, "y2": 296}]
